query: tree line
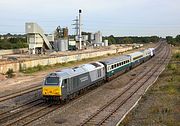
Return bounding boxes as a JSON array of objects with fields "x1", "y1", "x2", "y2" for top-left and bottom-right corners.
[
  {"x1": 103, "y1": 35, "x2": 160, "y2": 45},
  {"x1": 0, "y1": 33, "x2": 179, "y2": 49},
  {"x1": 166, "y1": 35, "x2": 180, "y2": 46},
  {"x1": 0, "y1": 34, "x2": 28, "y2": 49}
]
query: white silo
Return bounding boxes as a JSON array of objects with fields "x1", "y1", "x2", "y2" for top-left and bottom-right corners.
[
  {"x1": 104, "y1": 40, "x2": 108, "y2": 46},
  {"x1": 94, "y1": 31, "x2": 102, "y2": 43}
]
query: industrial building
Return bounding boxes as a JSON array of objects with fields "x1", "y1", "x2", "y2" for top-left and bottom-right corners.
[
  {"x1": 26, "y1": 10, "x2": 108, "y2": 54},
  {"x1": 25, "y1": 23, "x2": 53, "y2": 54},
  {"x1": 26, "y1": 23, "x2": 69, "y2": 54}
]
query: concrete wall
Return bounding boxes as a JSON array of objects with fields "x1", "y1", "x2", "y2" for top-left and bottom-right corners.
[
  {"x1": 0, "y1": 46, "x2": 133, "y2": 74},
  {"x1": 0, "y1": 62, "x2": 19, "y2": 74},
  {"x1": 0, "y1": 48, "x2": 28, "y2": 55}
]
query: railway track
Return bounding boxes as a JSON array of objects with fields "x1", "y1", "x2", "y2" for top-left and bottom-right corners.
[
  {"x1": 3, "y1": 103, "x2": 58, "y2": 126},
  {"x1": 80, "y1": 44, "x2": 170, "y2": 126},
  {"x1": 0, "y1": 99, "x2": 43, "y2": 124},
  {"x1": 1, "y1": 86, "x2": 106, "y2": 126},
  {"x1": 0, "y1": 42, "x2": 165, "y2": 126},
  {"x1": 0, "y1": 85, "x2": 41, "y2": 102}
]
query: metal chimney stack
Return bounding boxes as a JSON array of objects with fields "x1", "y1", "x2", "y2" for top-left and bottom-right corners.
[{"x1": 79, "y1": 9, "x2": 82, "y2": 50}]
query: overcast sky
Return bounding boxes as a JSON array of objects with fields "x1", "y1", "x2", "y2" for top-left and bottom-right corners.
[{"x1": 0, "y1": 0, "x2": 180, "y2": 37}]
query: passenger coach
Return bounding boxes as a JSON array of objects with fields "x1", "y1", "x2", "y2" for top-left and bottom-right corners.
[{"x1": 100, "y1": 55, "x2": 131, "y2": 81}]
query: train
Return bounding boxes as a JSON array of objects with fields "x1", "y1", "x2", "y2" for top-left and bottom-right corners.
[{"x1": 42, "y1": 48, "x2": 155, "y2": 101}]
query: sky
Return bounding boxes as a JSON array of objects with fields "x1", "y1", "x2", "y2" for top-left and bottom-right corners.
[{"x1": 0, "y1": 0, "x2": 180, "y2": 37}]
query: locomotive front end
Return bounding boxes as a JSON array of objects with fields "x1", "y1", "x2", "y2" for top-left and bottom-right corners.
[{"x1": 42, "y1": 74, "x2": 62, "y2": 99}]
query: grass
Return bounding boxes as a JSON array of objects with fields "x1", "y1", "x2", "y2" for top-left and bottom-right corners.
[{"x1": 120, "y1": 46, "x2": 180, "y2": 126}]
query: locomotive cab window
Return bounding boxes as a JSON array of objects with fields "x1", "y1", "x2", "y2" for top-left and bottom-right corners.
[{"x1": 45, "y1": 77, "x2": 59, "y2": 85}]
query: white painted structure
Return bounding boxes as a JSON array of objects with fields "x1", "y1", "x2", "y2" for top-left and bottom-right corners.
[
  {"x1": 94, "y1": 31, "x2": 102, "y2": 43},
  {"x1": 104, "y1": 40, "x2": 109, "y2": 46},
  {"x1": 25, "y1": 22, "x2": 52, "y2": 54}
]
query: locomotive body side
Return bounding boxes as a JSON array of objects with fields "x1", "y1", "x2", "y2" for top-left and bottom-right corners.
[{"x1": 42, "y1": 62, "x2": 105, "y2": 100}]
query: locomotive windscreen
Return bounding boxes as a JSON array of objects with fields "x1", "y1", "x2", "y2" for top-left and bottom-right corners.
[{"x1": 45, "y1": 77, "x2": 59, "y2": 85}]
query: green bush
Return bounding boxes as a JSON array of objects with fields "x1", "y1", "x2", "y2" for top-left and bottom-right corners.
[
  {"x1": 167, "y1": 64, "x2": 177, "y2": 71},
  {"x1": 175, "y1": 53, "x2": 180, "y2": 59},
  {"x1": 22, "y1": 64, "x2": 44, "y2": 74},
  {"x1": 6, "y1": 68, "x2": 15, "y2": 78}
]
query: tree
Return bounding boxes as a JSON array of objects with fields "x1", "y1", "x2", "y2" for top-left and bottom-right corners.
[
  {"x1": 107, "y1": 35, "x2": 116, "y2": 45},
  {"x1": 175, "y1": 35, "x2": 180, "y2": 43},
  {"x1": 121, "y1": 37, "x2": 133, "y2": 44}
]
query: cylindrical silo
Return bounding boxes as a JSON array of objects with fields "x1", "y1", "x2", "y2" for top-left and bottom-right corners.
[
  {"x1": 56, "y1": 39, "x2": 68, "y2": 51},
  {"x1": 104, "y1": 40, "x2": 108, "y2": 46}
]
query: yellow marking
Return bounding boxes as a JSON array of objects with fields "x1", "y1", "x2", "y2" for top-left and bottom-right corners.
[{"x1": 42, "y1": 86, "x2": 61, "y2": 96}]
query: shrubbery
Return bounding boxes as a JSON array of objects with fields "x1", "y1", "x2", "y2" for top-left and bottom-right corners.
[{"x1": 6, "y1": 68, "x2": 15, "y2": 78}]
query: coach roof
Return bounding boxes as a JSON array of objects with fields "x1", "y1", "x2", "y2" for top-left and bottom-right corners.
[{"x1": 101, "y1": 55, "x2": 131, "y2": 65}]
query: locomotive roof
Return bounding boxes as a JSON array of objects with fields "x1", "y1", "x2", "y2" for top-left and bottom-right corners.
[
  {"x1": 101, "y1": 55, "x2": 131, "y2": 65},
  {"x1": 47, "y1": 62, "x2": 104, "y2": 79}
]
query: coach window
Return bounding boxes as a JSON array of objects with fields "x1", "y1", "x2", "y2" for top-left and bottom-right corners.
[{"x1": 108, "y1": 66, "x2": 111, "y2": 71}]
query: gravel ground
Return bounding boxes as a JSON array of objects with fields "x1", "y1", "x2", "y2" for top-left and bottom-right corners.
[{"x1": 0, "y1": 89, "x2": 42, "y2": 114}]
